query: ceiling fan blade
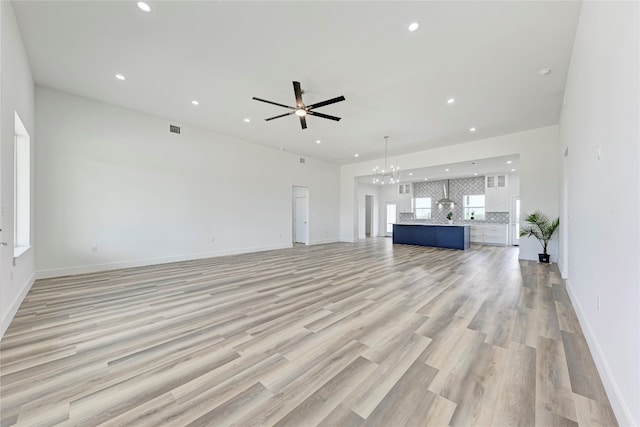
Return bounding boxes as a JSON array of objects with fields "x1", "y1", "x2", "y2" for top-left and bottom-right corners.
[
  {"x1": 252, "y1": 97, "x2": 295, "y2": 110},
  {"x1": 307, "y1": 95, "x2": 346, "y2": 110},
  {"x1": 265, "y1": 112, "x2": 294, "y2": 121},
  {"x1": 299, "y1": 115, "x2": 307, "y2": 129},
  {"x1": 293, "y1": 81, "x2": 304, "y2": 108},
  {"x1": 307, "y1": 110, "x2": 341, "y2": 121}
]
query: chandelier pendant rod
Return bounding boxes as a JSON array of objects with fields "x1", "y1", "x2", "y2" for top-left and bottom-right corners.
[{"x1": 384, "y1": 136, "x2": 389, "y2": 171}]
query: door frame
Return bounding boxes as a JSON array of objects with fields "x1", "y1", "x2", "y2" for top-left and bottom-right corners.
[{"x1": 365, "y1": 195, "x2": 373, "y2": 238}]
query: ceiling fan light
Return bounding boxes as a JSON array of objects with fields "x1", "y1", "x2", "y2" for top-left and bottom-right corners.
[{"x1": 295, "y1": 109, "x2": 307, "y2": 117}]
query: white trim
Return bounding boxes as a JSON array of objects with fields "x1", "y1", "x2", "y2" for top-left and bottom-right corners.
[
  {"x1": 13, "y1": 245, "x2": 31, "y2": 259},
  {"x1": 36, "y1": 243, "x2": 292, "y2": 280},
  {"x1": 1, "y1": 273, "x2": 36, "y2": 339},
  {"x1": 566, "y1": 279, "x2": 635, "y2": 427},
  {"x1": 308, "y1": 238, "x2": 340, "y2": 245}
]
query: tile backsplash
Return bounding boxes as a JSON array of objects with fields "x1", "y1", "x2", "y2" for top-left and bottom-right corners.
[
  {"x1": 399, "y1": 176, "x2": 509, "y2": 224},
  {"x1": 399, "y1": 211, "x2": 508, "y2": 224}
]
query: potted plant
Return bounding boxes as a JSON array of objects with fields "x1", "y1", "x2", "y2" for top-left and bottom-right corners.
[
  {"x1": 446, "y1": 212, "x2": 453, "y2": 224},
  {"x1": 519, "y1": 211, "x2": 560, "y2": 263},
  {"x1": 470, "y1": 211, "x2": 475, "y2": 220}
]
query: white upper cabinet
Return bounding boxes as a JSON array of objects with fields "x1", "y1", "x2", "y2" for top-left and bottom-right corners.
[
  {"x1": 485, "y1": 174, "x2": 508, "y2": 211},
  {"x1": 397, "y1": 184, "x2": 412, "y2": 212}
]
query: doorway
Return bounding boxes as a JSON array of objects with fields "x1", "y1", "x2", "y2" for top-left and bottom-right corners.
[
  {"x1": 365, "y1": 195, "x2": 373, "y2": 237},
  {"x1": 511, "y1": 196, "x2": 520, "y2": 246},
  {"x1": 293, "y1": 186, "x2": 309, "y2": 245},
  {"x1": 385, "y1": 203, "x2": 397, "y2": 237}
]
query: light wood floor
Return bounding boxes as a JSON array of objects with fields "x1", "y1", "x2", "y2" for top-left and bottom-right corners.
[{"x1": 1, "y1": 239, "x2": 617, "y2": 426}]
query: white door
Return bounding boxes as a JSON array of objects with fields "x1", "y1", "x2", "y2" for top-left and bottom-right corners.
[
  {"x1": 511, "y1": 197, "x2": 520, "y2": 246},
  {"x1": 385, "y1": 203, "x2": 397, "y2": 237},
  {"x1": 294, "y1": 195, "x2": 308, "y2": 244}
]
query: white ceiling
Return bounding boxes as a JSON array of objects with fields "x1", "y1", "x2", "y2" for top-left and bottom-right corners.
[{"x1": 12, "y1": 1, "x2": 580, "y2": 165}]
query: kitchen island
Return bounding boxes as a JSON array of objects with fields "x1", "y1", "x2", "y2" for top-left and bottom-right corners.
[{"x1": 392, "y1": 223, "x2": 470, "y2": 250}]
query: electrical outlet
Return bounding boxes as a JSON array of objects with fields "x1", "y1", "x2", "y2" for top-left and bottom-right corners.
[
  {"x1": 597, "y1": 296, "x2": 601, "y2": 311},
  {"x1": 210, "y1": 237, "x2": 215, "y2": 244}
]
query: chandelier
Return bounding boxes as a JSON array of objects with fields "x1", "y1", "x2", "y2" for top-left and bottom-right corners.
[{"x1": 372, "y1": 136, "x2": 400, "y2": 185}]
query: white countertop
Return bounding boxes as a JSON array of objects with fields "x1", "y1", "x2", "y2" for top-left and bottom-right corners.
[{"x1": 394, "y1": 223, "x2": 470, "y2": 227}]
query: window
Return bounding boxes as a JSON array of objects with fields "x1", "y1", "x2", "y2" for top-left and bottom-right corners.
[
  {"x1": 414, "y1": 197, "x2": 432, "y2": 219},
  {"x1": 14, "y1": 112, "x2": 31, "y2": 256},
  {"x1": 463, "y1": 195, "x2": 485, "y2": 220}
]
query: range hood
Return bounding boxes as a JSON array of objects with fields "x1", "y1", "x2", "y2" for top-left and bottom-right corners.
[{"x1": 436, "y1": 180, "x2": 455, "y2": 209}]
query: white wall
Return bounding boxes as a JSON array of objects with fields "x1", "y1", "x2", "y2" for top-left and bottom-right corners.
[
  {"x1": 35, "y1": 88, "x2": 340, "y2": 278},
  {"x1": 340, "y1": 126, "x2": 560, "y2": 261},
  {"x1": 559, "y1": 1, "x2": 640, "y2": 425},
  {"x1": 1, "y1": 2, "x2": 37, "y2": 338}
]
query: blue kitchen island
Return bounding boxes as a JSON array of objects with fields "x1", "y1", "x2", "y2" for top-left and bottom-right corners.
[{"x1": 392, "y1": 223, "x2": 470, "y2": 250}]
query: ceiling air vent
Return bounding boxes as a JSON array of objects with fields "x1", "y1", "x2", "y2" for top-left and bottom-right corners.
[
  {"x1": 169, "y1": 124, "x2": 181, "y2": 134},
  {"x1": 299, "y1": 157, "x2": 306, "y2": 164}
]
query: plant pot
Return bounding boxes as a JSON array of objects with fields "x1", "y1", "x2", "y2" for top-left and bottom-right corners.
[
  {"x1": 538, "y1": 253, "x2": 550, "y2": 263},
  {"x1": 447, "y1": 220, "x2": 453, "y2": 224}
]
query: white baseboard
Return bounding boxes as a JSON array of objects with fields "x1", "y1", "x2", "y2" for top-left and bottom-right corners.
[
  {"x1": 36, "y1": 243, "x2": 293, "y2": 280},
  {"x1": 1, "y1": 272, "x2": 36, "y2": 339},
  {"x1": 308, "y1": 238, "x2": 339, "y2": 245},
  {"x1": 566, "y1": 279, "x2": 636, "y2": 427}
]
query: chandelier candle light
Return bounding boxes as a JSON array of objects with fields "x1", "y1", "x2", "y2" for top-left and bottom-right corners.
[{"x1": 372, "y1": 136, "x2": 400, "y2": 185}]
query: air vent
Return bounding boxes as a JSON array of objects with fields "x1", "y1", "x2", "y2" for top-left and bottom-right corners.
[
  {"x1": 299, "y1": 157, "x2": 306, "y2": 164},
  {"x1": 169, "y1": 124, "x2": 181, "y2": 134}
]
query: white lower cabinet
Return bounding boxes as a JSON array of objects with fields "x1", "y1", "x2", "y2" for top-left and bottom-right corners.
[
  {"x1": 470, "y1": 224, "x2": 508, "y2": 245},
  {"x1": 470, "y1": 225, "x2": 484, "y2": 243}
]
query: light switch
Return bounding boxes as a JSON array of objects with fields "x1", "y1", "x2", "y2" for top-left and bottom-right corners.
[{"x1": 596, "y1": 144, "x2": 602, "y2": 160}]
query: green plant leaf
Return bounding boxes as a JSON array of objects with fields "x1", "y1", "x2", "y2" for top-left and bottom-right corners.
[{"x1": 519, "y1": 210, "x2": 560, "y2": 255}]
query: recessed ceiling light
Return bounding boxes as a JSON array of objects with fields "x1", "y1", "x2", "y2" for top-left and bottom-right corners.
[
  {"x1": 469, "y1": 127, "x2": 476, "y2": 132},
  {"x1": 115, "y1": 74, "x2": 125, "y2": 81},
  {"x1": 279, "y1": 147, "x2": 285, "y2": 151},
  {"x1": 506, "y1": 160, "x2": 512, "y2": 164},
  {"x1": 191, "y1": 100, "x2": 199, "y2": 106},
  {"x1": 511, "y1": 168, "x2": 516, "y2": 172},
  {"x1": 409, "y1": 172, "x2": 413, "y2": 176},
  {"x1": 243, "y1": 118, "x2": 250, "y2": 123},
  {"x1": 316, "y1": 140, "x2": 321, "y2": 144},
  {"x1": 474, "y1": 173, "x2": 478, "y2": 176},
  {"x1": 354, "y1": 154, "x2": 359, "y2": 158},
  {"x1": 445, "y1": 168, "x2": 450, "y2": 172},
  {"x1": 424, "y1": 178, "x2": 428, "y2": 181},
  {"x1": 447, "y1": 98, "x2": 455, "y2": 104},
  {"x1": 137, "y1": 1, "x2": 151, "y2": 12},
  {"x1": 538, "y1": 68, "x2": 551, "y2": 76},
  {"x1": 408, "y1": 22, "x2": 420, "y2": 32}
]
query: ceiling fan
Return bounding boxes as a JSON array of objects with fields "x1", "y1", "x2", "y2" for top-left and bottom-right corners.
[{"x1": 253, "y1": 81, "x2": 345, "y2": 130}]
